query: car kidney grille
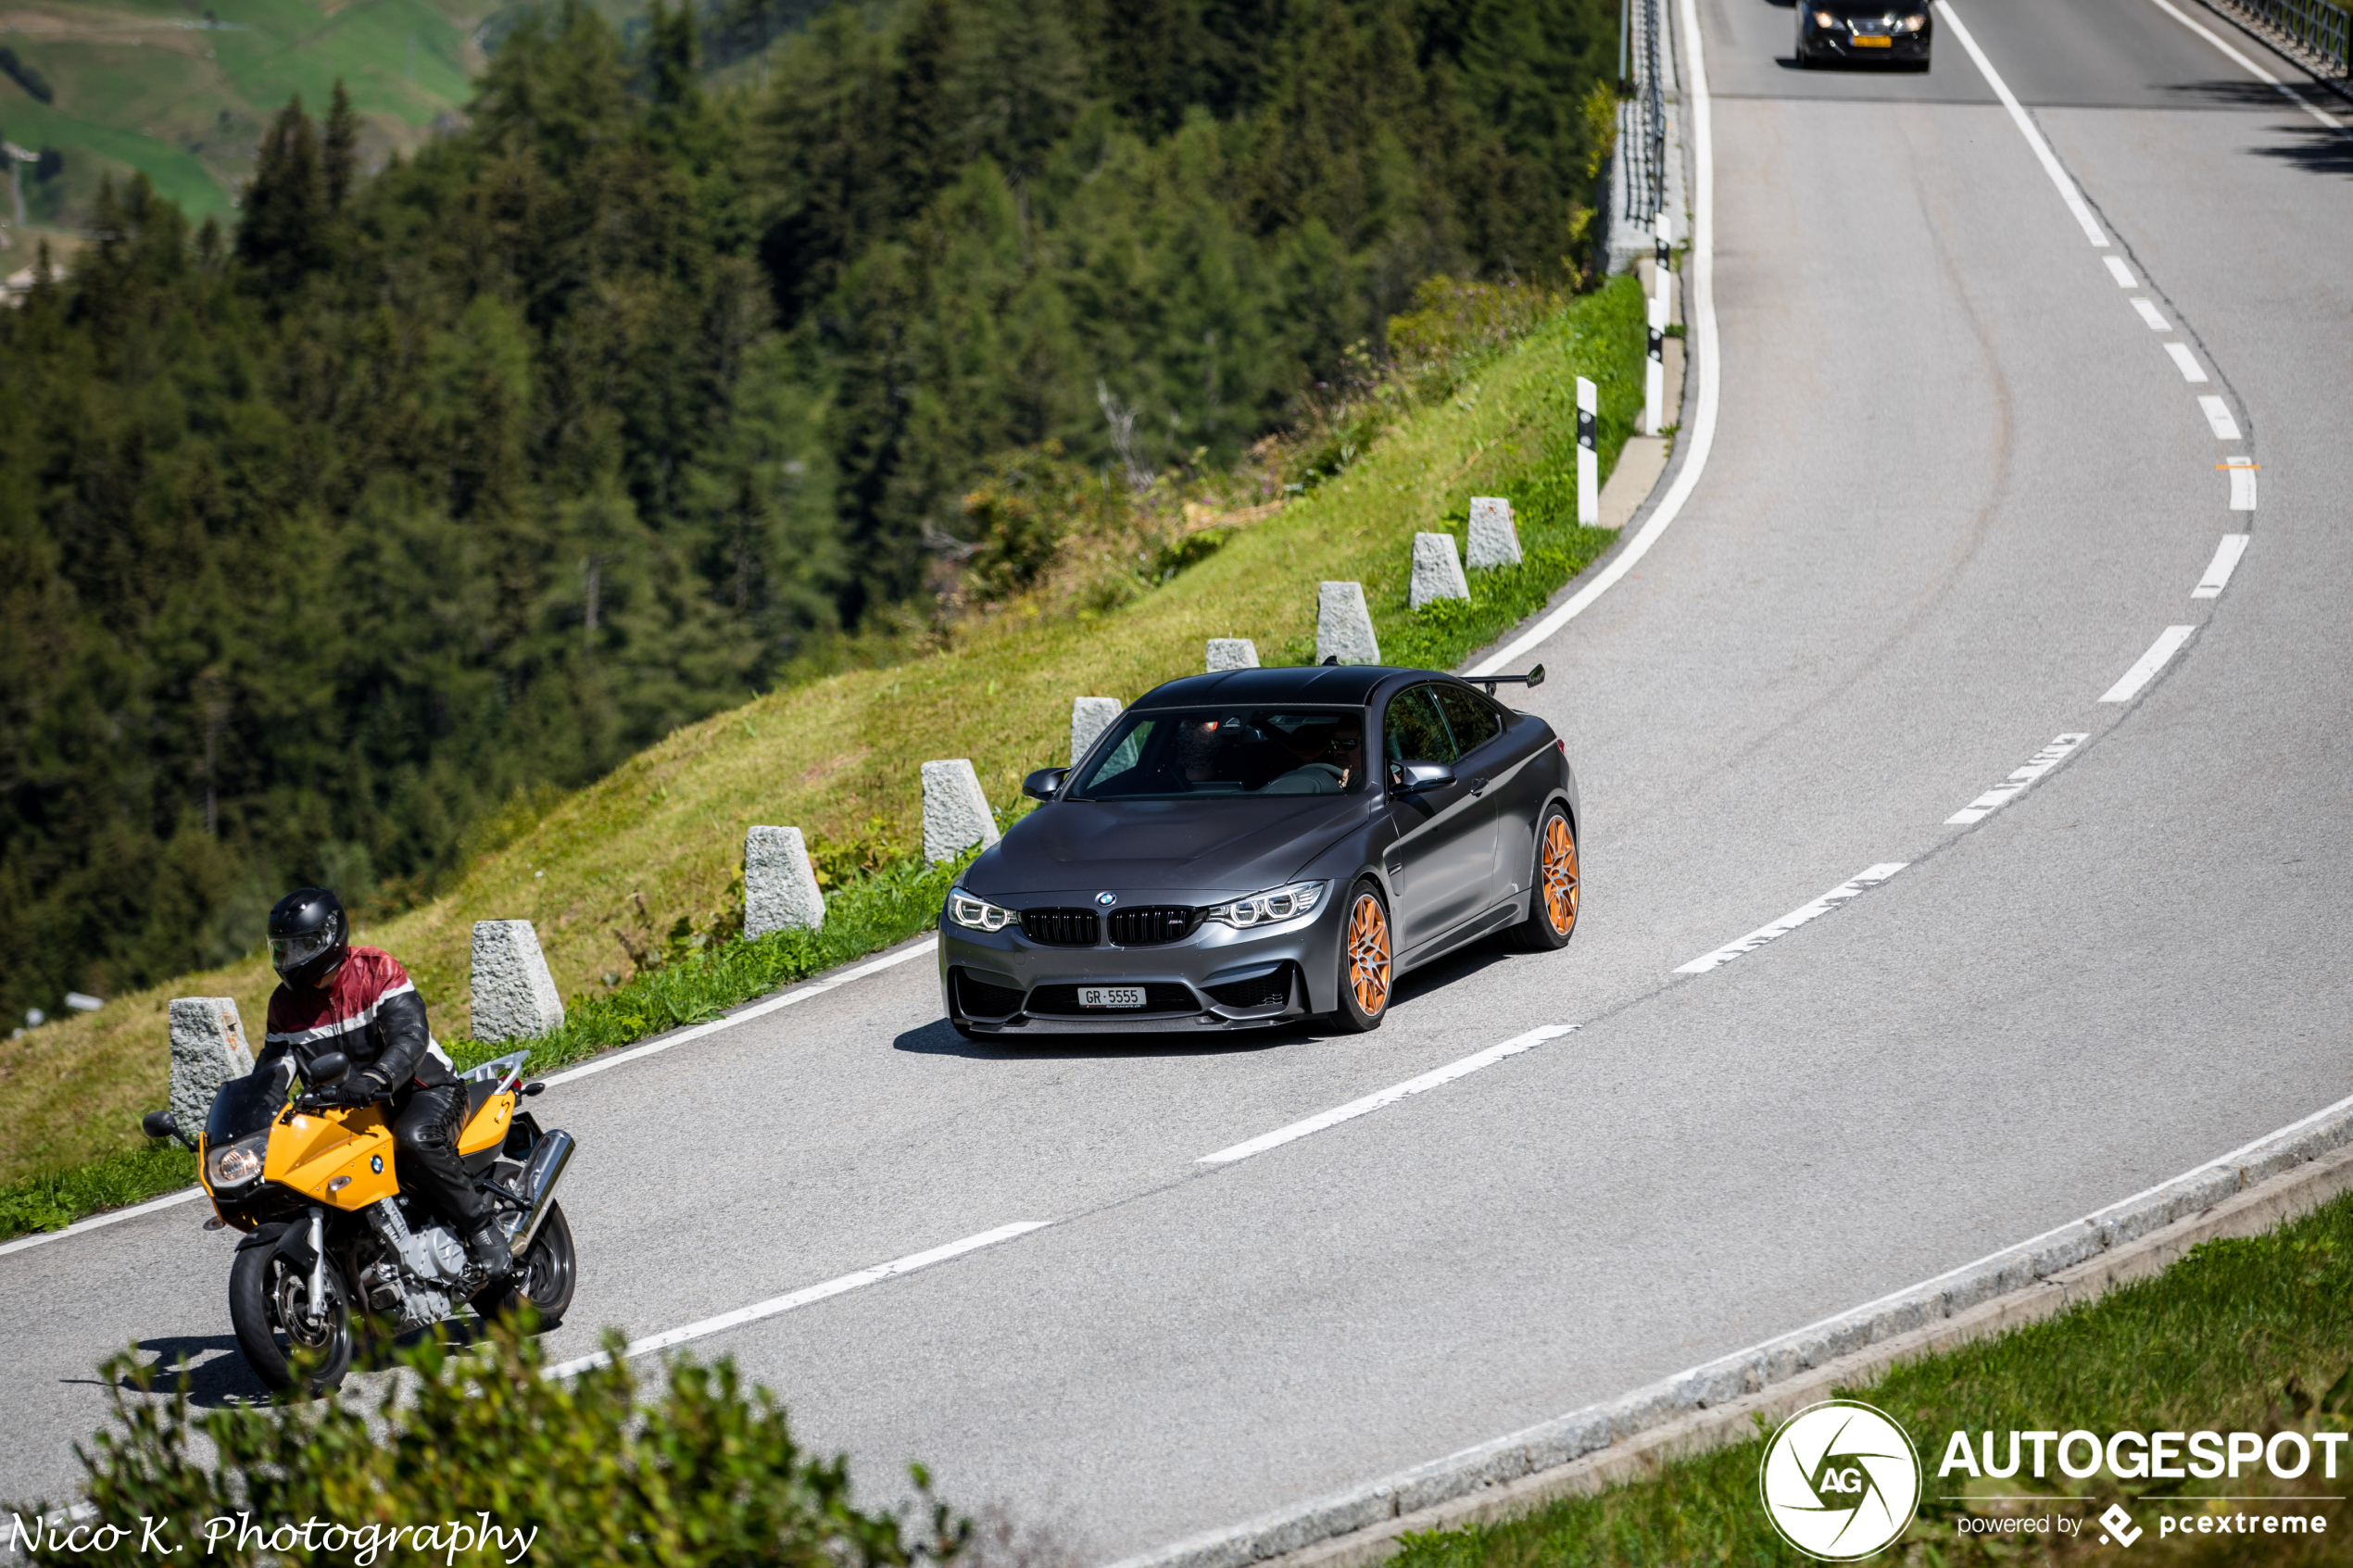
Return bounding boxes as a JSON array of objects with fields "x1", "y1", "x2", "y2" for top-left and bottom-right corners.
[
  {"x1": 1026, "y1": 982, "x2": 1200, "y2": 1016},
  {"x1": 955, "y1": 972, "x2": 1028, "y2": 1018},
  {"x1": 1020, "y1": 909, "x2": 1100, "y2": 947},
  {"x1": 1106, "y1": 906, "x2": 1200, "y2": 946}
]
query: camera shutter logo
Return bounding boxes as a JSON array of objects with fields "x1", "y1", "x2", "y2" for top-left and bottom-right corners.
[{"x1": 1758, "y1": 1399, "x2": 1920, "y2": 1560}]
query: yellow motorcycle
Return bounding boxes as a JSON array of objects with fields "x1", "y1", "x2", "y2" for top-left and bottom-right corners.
[{"x1": 145, "y1": 1048, "x2": 576, "y2": 1393}]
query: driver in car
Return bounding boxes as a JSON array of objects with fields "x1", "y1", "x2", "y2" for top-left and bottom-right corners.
[
  {"x1": 251, "y1": 887, "x2": 511, "y2": 1286},
  {"x1": 1264, "y1": 717, "x2": 1360, "y2": 793}
]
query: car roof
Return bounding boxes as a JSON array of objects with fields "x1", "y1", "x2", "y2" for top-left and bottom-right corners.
[{"x1": 1130, "y1": 665, "x2": 1449, "y2": 709}]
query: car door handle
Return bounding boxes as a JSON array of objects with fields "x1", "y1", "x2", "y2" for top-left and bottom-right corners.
[{"x1": 1469, "y1": 776, "x2": 1489, "y2": 796}]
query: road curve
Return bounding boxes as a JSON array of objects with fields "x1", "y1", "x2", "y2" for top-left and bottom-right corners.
[{"x1": 6, "y1": 0, "x2": 2351, "y2": 1556}]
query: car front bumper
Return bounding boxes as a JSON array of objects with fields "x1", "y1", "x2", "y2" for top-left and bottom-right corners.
[
  {"x1": 1805, "y1": 25, "x2": 1931, "y2": 58},
  {"x1": 939, "y1": 898, "x2": 1345, "y2": 1033}
]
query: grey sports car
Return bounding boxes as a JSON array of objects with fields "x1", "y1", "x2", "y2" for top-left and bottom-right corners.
[{"x1": 937, "y1": 663, "x2": 1580, "y2": 1035}]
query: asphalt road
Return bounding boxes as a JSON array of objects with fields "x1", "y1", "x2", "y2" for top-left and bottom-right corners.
[{"x1": 6, "y1": 0, "x2": 2350, "y2": 1555}]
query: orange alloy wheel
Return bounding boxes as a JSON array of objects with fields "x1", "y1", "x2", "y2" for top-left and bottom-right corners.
[
  {"x1": 1541, "y1": 815, "x2": 1579, "y2": 936},
  {"x1": 1347, "y1": 892, "x2": 1392, "y2": 1016}
]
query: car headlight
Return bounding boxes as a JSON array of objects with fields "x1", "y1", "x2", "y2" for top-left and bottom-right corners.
[
  {"x1": 1202, "y1": 881, "x2": 1329, "y2": 928},
  {"x1": 1895, "y1": 12, "x2": 1926, "y2": 27},
  {"x1": 1812, "y1": 9, "x2": 1837, "y2": 24},
  {"x1": 208, "y1": 1136, "x2": 263, "y2": 1189},
  {"x1": 948, "y1": 889, "x2": 1013, "y2": 933}
]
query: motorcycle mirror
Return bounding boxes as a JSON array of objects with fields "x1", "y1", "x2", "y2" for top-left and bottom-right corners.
[
  {"x1": 522, "y1": 1081, "x2": 546, "y2": 1098},
  {"x1": 142, "y1": 1110, "x2": 178, "y2": 1142},
  {"x1": 308, "y1": 1050, "x2": 351, "y2": 1085}
]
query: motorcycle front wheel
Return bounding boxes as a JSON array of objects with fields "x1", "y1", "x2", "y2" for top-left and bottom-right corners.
[
  {"x1": 472, "y1": 1200, "x2": 575, "y2": 1329},
  {"x1": 229, "y1": 1243, "x2": 354, "y2": 1394}
]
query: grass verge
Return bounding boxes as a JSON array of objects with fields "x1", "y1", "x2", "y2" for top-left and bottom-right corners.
[
  {"x1": 0, "y1": 276, "x2": 1648, "y2": 1225},
  {"x1": 1392, "y1": 1189, "x2": 2353, "y2": 1568},
  {"x1": 0, "y1": 1141, "x2": 195, "y2": 1241}
]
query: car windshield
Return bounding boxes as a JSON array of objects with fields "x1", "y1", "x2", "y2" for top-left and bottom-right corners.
[
  {"x1": 1071, "y1": 708, "x2": 1367, "y2": 799},
  {"x1": 206, "y1": 1063, "x2": 288, "y2": 1144}
]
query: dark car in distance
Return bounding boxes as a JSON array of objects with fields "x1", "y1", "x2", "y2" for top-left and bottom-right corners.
[
  {"x1": 1796, "y1": 0, "x2": 1932, "y2": 68},
  {"x1": 937, "y1": 664, "x2": 1581, "y2": 1036}
]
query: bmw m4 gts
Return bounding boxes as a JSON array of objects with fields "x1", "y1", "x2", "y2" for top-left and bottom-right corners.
[{"x1": 938, "y1": 663, "x2": 1580, "y2": 1035}]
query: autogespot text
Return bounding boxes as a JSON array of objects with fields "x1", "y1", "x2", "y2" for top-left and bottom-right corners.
[{"x1": 1940, "y1": 1426, "x2": 2353, "y2": 1482}]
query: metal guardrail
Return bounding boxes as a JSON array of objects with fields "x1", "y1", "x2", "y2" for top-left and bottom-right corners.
[
  {"x1": 1622, "y1": 0, "x2": 1667, "y2": 227},
  {"x1": 2205, "y1": 0, "x2": 2351, "y2": 83}
]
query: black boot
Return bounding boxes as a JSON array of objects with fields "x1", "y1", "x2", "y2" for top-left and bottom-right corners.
[{"x1": 468, "y1": 1223, "x2": 515, "y2": 1289}]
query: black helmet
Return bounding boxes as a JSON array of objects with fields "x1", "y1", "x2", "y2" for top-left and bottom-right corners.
[{"x1": 267, "y1": 887, "x2": 347, "y2": 987}]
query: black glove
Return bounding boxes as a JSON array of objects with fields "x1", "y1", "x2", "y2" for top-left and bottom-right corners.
[{"x1": 309, "y1": 1073, "x2": 382, "y2": 1110}]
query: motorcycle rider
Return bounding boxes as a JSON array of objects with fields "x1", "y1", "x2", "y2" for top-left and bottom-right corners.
[{"x1": 254, "y1": 887, "x2": 511, "y2": 1286}]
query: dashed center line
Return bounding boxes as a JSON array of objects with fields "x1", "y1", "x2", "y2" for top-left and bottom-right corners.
[
  {"x1": 2100, "y1": 626, "x2": 2197, "y2": 703},
  {"x1": 1676, "y1": 864, "x2": 1908, "y2": 975},
  {"x1": 2194, "y1": 534, "x2": 2250, "y2": 599},
  {"x1": 2104, "y1": 256, "x2": 2137, "y2": 288},
  {"x1": 1945, "y1": 734, "x2": 2089, "y2": 826},
  {"x1": 2224, "y1": 456, "x2": 2259, "y2": 511},
  {"x1": 2162, "y1": 342, "x2": 2208, "y2": 383},
  {"x1": 2130, "y1": 297, "x2": 2171, "y2": 331},
  {"x1": 2196, "y1": 395, "x2": 2240, "y2": 440}
]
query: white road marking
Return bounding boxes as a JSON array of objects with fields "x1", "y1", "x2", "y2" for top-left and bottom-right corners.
[
  {"x1": 2196, "y1": 395, "x2": 2240, "y2": 440},
  {"x1": 2193, "y1": 534, "x2": 2250, "y2": 599},
  {"x1": 1944, "y1": 734, "x2": 2089, "y2": 826},
  {"x1": 2100, "y1": 625, "x2": 2196, "y2": 703},
  {"x1": 1675, "y1": 864, "x2": 1908, "y2": 975},
  {"x1": 2226, "y1": 455, "x2": 2259, "y2": 511},
  {"x1": 544, "y1": 935, "x2": 940, "y2": 1086},
  {"x1": 1936, "y1": 1, "x2": 2108, "y2": 246},
  {"x1": 547, "y1": 1221, "x2": 1053, "y2": 1377},
  {"x1": 2141, "y1": 0, "x2": 2349, "y2": 133},
  {"x1": 1197, "y1": 1026, "x2": 1579, "y2": 1167},
  {"x1": 2104, "y1": 256, "x2": 2137, "y2": 288},
  {"x1": 1468, "y1": 0, "x2": 1720, "y2": 675},
  {"x1": 2163, "y1": 342, "x2": 2209, "y2": 383},
  {"x1": 0, "y1": 1185, "x2": 208, "y2": 1260},
  {"x1": 2130, "y1": 297, "x2": 2171, "y2": 331}
]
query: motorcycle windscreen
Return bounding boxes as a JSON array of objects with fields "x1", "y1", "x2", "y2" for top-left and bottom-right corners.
[{"x1": 207, "y1": 1071, "x2": 286, "y2": 1144}]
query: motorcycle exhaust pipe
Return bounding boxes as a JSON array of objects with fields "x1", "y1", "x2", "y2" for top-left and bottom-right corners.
[{"x1": 509, "y1": 1129, "x2": 574, "y2": 1258}]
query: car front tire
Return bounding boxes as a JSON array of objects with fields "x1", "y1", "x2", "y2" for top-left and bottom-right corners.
[
  {"x1": 1329, "y1": 879, "x2": 1393, "y2": 1033},
  {"x1": 1505, "y1": 805, "x2": 1579, "y2": 952}
]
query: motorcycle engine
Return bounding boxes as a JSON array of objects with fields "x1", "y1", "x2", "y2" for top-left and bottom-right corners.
[{"x1": 361, "y1": 1197, "x2": 472, "y2": 1329}]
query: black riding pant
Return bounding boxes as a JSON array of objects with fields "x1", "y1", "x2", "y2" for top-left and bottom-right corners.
[{"x1": 392, "y1": 1084, "x2": 488, "y2": 1233}]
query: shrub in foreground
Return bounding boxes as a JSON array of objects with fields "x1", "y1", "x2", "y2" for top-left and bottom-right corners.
[{"x1": 19, "y1": 1315, "x2": 965, "y2": 1567}]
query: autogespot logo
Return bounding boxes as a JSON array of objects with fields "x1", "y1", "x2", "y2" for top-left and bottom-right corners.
[{"x1": 1759, "y1": 1400, "x2": 1922, "y2": 1561}]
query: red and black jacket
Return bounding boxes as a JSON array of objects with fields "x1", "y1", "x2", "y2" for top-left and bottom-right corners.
[{"x1": 258, "y1": 947, "x2": 456, "y2": 1097}]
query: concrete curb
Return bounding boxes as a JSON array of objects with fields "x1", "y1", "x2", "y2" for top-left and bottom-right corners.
[{"x1": 1102, "y1": 1090, "x2": 2353, "y2": 1568}]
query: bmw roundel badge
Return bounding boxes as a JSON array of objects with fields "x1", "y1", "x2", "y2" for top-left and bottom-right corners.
[
  {"x1": 371, "y1": 1154, "x2": 384, "y2": 1174},
  {"x1": 1097, "y1": 891, "x2": 1118, "y2": 906}
]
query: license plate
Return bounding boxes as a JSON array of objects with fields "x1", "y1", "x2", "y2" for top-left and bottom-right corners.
[
  {"x1": 1852, "y1": 33, "x2": 1892, "y2": 44},
  {"x1": 1080, "y1": 986, "x2": 1146, "y2": 1009}
]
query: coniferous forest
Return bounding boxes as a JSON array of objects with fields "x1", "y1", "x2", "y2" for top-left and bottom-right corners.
[{"x1": 0, "y1": 0, "x2": 1617, "y2": 1022}]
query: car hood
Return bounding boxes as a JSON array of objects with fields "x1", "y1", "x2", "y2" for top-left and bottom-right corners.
[{"x1": 965, "y1": 796, "x2": 1371, "y2": 903}]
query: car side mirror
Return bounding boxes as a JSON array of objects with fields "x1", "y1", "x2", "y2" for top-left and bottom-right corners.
[
  {"x1": 1390, "y1": 760, "x2": 1455, "y2": 795},
  {"x1": 1022, "y1": 768, "x2": 1069, "y2": 801},
  {"x1": 142, "y1": 1110, "x2": 178, "y2": 1143},
  {"x1": 308, "y1": 1051, "x2": 350, "y2": 1085}
]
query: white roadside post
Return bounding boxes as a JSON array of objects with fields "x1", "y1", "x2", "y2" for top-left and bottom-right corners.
[
  {"x1": 1408, "y1": 533, "x2": 1471, "y2": 610},
  {"x1": 471, "y1": 921, "x2": 566, "y2": 1042},
  {"x1": 1654, "y1": 211, "x2": 1675, "y2": 327},
  {"x1": 1467, "y1": 496, "x2": 1523, "y2": 568},
  {"x1": 1575, "y1": 378, "x2": 1599, "y2": 524},
  {"x1": 1070, "y1": 696, "x2": 1121, "y2": 765},
  {"x1": 1205, "y1": 638, "x2": 1260, "y2": 671},
  {"x1": 169, "y1": 997, "x2": 255, "y2": 1139},
  {"x1": 744, "y1": 826, "x2": 825, "y2": 937},
  {"x1": 1315, "y1": 581, "x2": 1380, "y2": 665},
  {"x1": 922, "y1": 759, "x2": 1001, "y2": 863},
  {"x1": 1643, "y1": 292, "x2": 1667, "y2": 435}
]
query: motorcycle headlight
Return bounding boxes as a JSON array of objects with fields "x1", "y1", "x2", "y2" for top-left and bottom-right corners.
[
  {"x1": 208, "y1": 1136, "x2": 263, "y2": 1189},
  {"x1": 1202, "y1": 881, "x2": 1329, "y2": 928},
  {"x1": 948, "y1": 889, "x2": 1013, "y2": 933}
]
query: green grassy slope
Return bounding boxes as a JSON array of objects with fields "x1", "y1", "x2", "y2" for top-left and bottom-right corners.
[{"x1": 0, "y1": 278, "x2": 1647, "y2": 1191}]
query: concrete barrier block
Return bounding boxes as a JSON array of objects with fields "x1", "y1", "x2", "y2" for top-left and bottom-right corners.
[
  {"x1": 1408, "y1": 532, "x2": 1471, "y2": 610},
  {"x1": 1205, "y1": 638, "x2": 1259, "y2": 671},
  {"x1": 745, "y1": 825, "x2": 825, "y2": 938},
  {"x1": 169, "y1": 997, "x2": 254, "y2": 1135},
  {"x1": 923, "y1": 759, "x2": 1001, "y2": 863},
  {"x1": 471, "y1": 920, "x2": 565, "y2": 1043},
  {"x1": 1315, "y1": 581, "x2": 1380, "y2": 665},
  {"x1": 1072, "y1": 696, "x2": 1122, "y2": 764},
  {"x1": 1467, "y1": 496, "x2": 1523, "y2": 568}
]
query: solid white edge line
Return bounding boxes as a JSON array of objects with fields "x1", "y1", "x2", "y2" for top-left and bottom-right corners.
[
  {"x1": 547, "y1": 1220, "x2": 1052, "y2": 1378},
  {"x1": 0, "y1": 1185, "x2": 208, "y2": 1261},
  {"x1": 1674, "y1": 863, "x2": 1908, "y2": 975},
  {"x1": 1466, "y1": 0, "x2": 1718, "y2": 678},
  {"x1": 2099, "y1": 625, "x2": 2197, "y2": 703},
  {"x1": 1935, "y1": 0, "x2": 2110, "y2": 247},
  {"x1": 1944, "y1": 732, "x2": 2090, "y2": 825},
  {"x1": 2143, "y1": 0, "x2": 2348, "y2": 132},
  {"x1": 2130, "y1": 297, "x2": 2171, "y2": 331},
  {"x1": 2196, "y1": 394, "x2": 2240, "y2": 439},
  {"x1": 1198, "y1": 1026, "x2": 1578, "y2": 1167},
  {"x1": 2193, "y1": 533, "x2": 2250, "y2": 598},
  {"x1": 542, "y1": 935, "x2": 940, "y2": 1086},
  {"x1": 2104, "y1": 256, "x2": 2137, "y2": 287},
  {"x1": 2163, "y1": 341, "x2": 2210, "y2": 382}
]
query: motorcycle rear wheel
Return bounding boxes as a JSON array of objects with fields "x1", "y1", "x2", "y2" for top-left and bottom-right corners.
[
  {"x1": 229, "y1": 1244, "x2": 354, "y2": 1394},
  {"x1": 472, "y1": 1200, "x2": 576, "y2": 1328}
]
